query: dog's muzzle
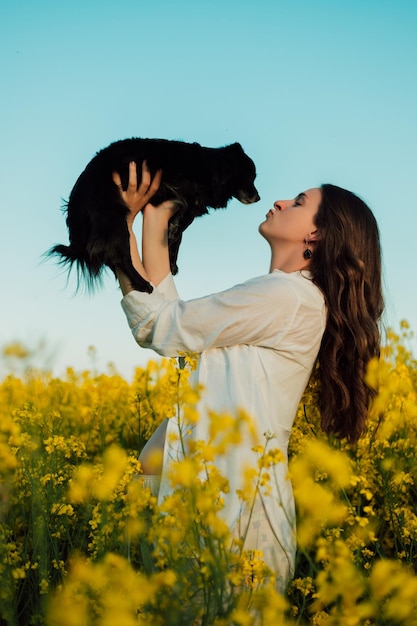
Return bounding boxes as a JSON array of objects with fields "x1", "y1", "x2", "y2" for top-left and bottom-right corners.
[{"x1": 238, "y1": 190, "x2": 261, "y2": 204}]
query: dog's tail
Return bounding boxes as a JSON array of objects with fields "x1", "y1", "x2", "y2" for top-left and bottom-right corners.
[{"x1": 47, "y1": 243, "x2": 107, "y2": 293}]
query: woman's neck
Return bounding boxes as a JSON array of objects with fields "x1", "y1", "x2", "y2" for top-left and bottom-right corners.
[{"x1": 269, "y1": 248, "x2": 310, "y2": 274}]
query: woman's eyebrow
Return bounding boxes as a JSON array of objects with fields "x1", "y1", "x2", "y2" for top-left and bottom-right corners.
[{"x1": 295, "y1": 192, "x2": 307, "y2": 202}]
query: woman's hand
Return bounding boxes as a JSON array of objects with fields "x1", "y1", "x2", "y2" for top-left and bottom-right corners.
[
  {"x1": 142, "y1": 198, "x2": 179, "y2": 225},
  {"x1": 112, "y1": 161, "x2": 162, "y2": 226},
  {"x1": 113, "y1": 160, "x2": 180, "y2": 288}
]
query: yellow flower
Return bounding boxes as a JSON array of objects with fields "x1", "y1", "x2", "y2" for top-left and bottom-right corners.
[
  {"x1": 67, "y1": 464, "x2": 95, "y2": 503},
  {"x1": 168, "y1": 457, "x2": 198, "y2": 488},
  {"x1": 3, "y1": 341, "x2": 30, "y2": 358}
]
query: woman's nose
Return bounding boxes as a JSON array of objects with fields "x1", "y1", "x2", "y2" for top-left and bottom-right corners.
[{"x1": 274, "y1": 200, "x2": 288, "y2": 211}]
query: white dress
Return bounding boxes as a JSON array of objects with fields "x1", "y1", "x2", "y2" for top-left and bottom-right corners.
[{"x1": 121, "y1": 270, "x2": 326, "y2": 588}]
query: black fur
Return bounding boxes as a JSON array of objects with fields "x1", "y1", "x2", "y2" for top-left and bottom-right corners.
[{"x1": 49, "y1": 137, "x2": 260, "y2": 293}]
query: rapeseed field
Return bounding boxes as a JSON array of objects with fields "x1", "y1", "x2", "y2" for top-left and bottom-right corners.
[{"x1": 0, "y1": 323, "x2": 416, "y2": 625}]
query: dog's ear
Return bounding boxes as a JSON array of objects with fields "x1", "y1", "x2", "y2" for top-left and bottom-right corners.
[
  {"x1": 229, "y1": 142, "x2": 244, "y2": 153},
  {"x1": 220, "y1": 142, "x2": 246, "y2": 166}
]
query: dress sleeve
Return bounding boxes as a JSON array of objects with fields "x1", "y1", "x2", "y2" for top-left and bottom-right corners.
[
  {"x1": 153, "y1": 273, "x2": 179, "y2": 301},
  {"x1": 121, "y1": 274, "x2": 302, "y2": 357}
]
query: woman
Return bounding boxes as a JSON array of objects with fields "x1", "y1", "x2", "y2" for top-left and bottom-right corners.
[{"x1": 114, "y1": 161, "x2": 383, "y2": 590}]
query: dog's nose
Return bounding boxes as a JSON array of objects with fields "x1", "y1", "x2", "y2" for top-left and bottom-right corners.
[
  {"x1": 239, "y1": 192, "x2": 260, "y2": 204},
  {"x1": 236, "y1": 187, "x2": 260, "y2": 204}
]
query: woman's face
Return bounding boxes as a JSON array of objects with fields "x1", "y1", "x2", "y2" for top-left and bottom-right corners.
[{"x1": 259, "y1": 187, "x2": 322, "y2": 245}]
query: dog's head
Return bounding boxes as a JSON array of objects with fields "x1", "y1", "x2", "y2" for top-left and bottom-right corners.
[{"x1": 222, "y1": 143, "x2": 260, "y2": 205}]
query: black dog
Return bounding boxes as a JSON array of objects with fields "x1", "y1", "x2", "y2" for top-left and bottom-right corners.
[{"x1": 49, "y1": 137, "x2": 260, "y2": 293}]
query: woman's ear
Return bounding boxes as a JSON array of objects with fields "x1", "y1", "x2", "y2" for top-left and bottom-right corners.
[{"x1": 309, "y1": 228, "x2": 320, "y2": 242}]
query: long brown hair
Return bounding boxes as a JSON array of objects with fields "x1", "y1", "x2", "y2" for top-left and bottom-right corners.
[{"x1": 309, "y1": 184, "x2": 384, "y2": 442}]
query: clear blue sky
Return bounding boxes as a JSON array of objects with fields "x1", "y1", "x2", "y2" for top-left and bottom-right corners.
[{"x1": 1, "y1": 0, "x2": 416, "y2": 379}]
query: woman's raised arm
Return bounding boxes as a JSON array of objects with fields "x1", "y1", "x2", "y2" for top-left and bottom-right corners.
[
  {"x1": 141, "y1": 198, "x2": 178, "y2": 287},
  {"x1": 113, "y1": 161, "x2": 178, "y2": 292}
]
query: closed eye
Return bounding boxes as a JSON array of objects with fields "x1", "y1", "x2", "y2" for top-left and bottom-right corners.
[{"x1": 293, "y1": 192, "x2": 307, "y2": 206}]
